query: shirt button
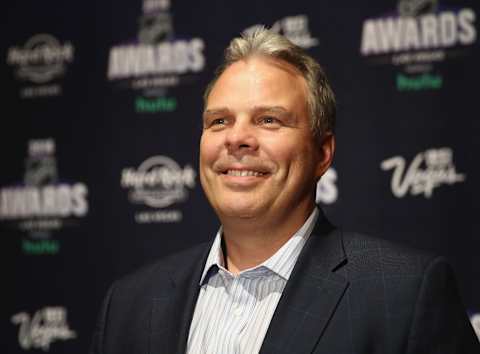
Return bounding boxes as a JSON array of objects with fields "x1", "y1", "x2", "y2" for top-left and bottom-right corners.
[{"x1": 233, "y1": 307, "x2": 242, "y2": 316}]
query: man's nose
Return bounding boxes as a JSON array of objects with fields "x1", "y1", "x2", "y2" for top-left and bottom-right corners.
[{"x1": 225, "y1": 119, "x2": 259, "y2": 155}]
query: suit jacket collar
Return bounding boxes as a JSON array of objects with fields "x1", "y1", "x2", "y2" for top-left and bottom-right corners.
[
  {"x1": 170, "y1": 243, "x2": 212, "y2": 354},
  {"x1": 260, "y1": 211, "x2": 349, "y2": 354},
  {"x1": 148, "y1": 241, "x2": 212, "y2": 354},
  {"x1": 149, "y1": 210, "x2": 348, "y2": 354}
]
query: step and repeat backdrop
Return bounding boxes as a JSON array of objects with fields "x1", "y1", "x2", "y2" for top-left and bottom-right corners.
[{"x1": 2, "y1": 0, "x2": 479, "y2": 352}]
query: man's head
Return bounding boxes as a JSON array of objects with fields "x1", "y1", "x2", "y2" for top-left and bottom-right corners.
[
  {"x1": 200, "y1": 28, "x2": 335, "y2": 226},
  {"x1": 204, "y1": 27, "x2": 336, "y2": 140}
]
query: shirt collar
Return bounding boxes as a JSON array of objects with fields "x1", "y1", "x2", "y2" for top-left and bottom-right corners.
[{"x1": 199, "y1": 207, "x2": 320, "y2": 284}]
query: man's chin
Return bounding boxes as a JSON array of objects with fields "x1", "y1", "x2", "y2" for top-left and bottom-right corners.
[{"x1": 216, "y1": 203, "x2": 265, "y2": 220}]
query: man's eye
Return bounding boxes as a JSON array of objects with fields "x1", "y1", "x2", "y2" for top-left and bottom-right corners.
[
  {"x1": 260, "y1": 116, "x2": 280, "y2": 125},
  {"x1": 207, "y1": 118, "x2": 226, "y2": 127}
]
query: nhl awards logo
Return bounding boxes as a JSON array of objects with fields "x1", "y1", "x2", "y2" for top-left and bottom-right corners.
[
  {"x1": 245, "y1": 14, "x2": 319, "y2": 49},
  {"x1": 6, "y1": 34, "x2": 74, "y2": 98},
  {"x1": 360, "y1": 0, "x2": 477, "y2": 91},
  {"x1": 121, "y1": 155, "x2": 196, "y2": 223},
  {"x1": 107, "y1": 0, "x2": 206, "y2": 114},
  {"x1": 0, "y1": 139, "x2": 89, "y2": 255}
]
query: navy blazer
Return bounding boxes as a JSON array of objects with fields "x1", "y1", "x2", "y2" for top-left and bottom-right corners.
[{"x1": 91, "y1": 214, "x2": 480, "y2": 353}]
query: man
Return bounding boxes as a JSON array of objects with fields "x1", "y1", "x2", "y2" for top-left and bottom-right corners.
[{"x1": 91, "y1": 28, "x2": 479, "y2": 354}]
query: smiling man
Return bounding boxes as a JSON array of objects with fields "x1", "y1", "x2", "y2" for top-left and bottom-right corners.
[
  {"x1": 199, "y1": 52, "x2": 332, "y2": 275},
  {"x1": 91, "y1": 28, "x2": 479, "y2": 354}
]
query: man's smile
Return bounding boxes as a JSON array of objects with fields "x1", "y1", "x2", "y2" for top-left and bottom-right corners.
[{"x1": 223, "y1": 169, "x2": 265, "y2": 177}]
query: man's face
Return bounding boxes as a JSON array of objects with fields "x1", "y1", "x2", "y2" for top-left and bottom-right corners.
[{"x1": 200, "y1": 56, "x2": 328, "y2": 223}]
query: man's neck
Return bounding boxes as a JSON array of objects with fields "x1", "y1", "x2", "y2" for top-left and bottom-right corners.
[{"x1": 220, "y1": 202, "x2": 316, "y2": 274}]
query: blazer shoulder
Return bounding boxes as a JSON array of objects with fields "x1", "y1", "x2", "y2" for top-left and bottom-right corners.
[
  {"x1": 340, "y1": 230, "x2": 438, "y2": 277},
  {"x1": 113, "y1": 241, "x2": 210, "y2": 292}
]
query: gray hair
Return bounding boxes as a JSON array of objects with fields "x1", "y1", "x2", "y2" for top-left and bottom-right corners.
[{"x1": 203, "y1": 27, "x2": 336, "y2": 139}]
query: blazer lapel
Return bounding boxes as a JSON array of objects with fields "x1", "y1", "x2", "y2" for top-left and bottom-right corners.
[
  {"x1": 149, "y1": 243, "x2": 211, "y2": 354},
  {"x1": 260, "y1": 215, "x2": 349, "y2": 354}
]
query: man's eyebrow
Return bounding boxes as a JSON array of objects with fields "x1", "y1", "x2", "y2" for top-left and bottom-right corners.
[
  {"x1": 203, "y1": 108, "x2": 231, "y2": 117},
  {"x1": 253, "y1": 106, "x2": 289, "y2": 114},
  {"x1": 253, "y1": 106, "x2": 298, "y2": 122}
]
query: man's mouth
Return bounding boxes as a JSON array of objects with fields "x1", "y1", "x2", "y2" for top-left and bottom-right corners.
[{"x1": 223, "y1": 169, "x2": 265, "y2": 177}]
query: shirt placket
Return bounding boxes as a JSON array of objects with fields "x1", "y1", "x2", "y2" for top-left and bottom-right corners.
[{"x1": 235, "y1": 270, "x2": 272, "y2": 353}]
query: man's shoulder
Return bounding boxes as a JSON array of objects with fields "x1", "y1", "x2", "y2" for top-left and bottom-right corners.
[
  {"x1": 112, "y1": 241, "x2": 210, "y2": 293},
  {"x1": 340, "y1": 230, "x2": 440, "y2": 277},
  {"x1": 342, "y1": 230, "x2": 434, "y2": 256}
]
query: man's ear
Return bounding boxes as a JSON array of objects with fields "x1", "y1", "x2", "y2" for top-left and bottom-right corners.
[{"x1": 316, "y1": 133, "x2": 335, "y2": 178}]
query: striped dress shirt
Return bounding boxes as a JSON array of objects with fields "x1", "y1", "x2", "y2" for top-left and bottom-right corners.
[{"x1": 186, "y1": 208, "x2": 319, "y2": 354}]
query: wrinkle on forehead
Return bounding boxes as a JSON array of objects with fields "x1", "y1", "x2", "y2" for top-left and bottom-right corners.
[
  {"x1": 211, "y1": 56, "x2": 306, "y2": 98},
  {"x1": 243, "y1": 54, "x2": 304, "y2": 78},
  {"x1": 240, "y1": 56, "x2": 305, "y2": 97}
]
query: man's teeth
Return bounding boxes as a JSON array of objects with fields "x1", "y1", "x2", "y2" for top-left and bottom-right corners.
[{"x1": 226, "y1": 170, "x2": 263, "y2": 177}]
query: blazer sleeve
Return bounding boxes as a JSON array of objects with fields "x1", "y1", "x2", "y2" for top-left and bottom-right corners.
[
  {"x1": 406, "y1": 257, "x2": 480, "y2": 354},
  {"x1": 90, "y1": 282, "x2": 116, "y2": 354}
]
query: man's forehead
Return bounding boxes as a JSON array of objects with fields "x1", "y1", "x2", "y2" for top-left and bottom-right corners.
[
  {"x1": 210, "y1": 59, "x2": 306, "y2": 95},
  {"x1": 235, "y1": 55, "x2": 303, "y2": 76}
]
